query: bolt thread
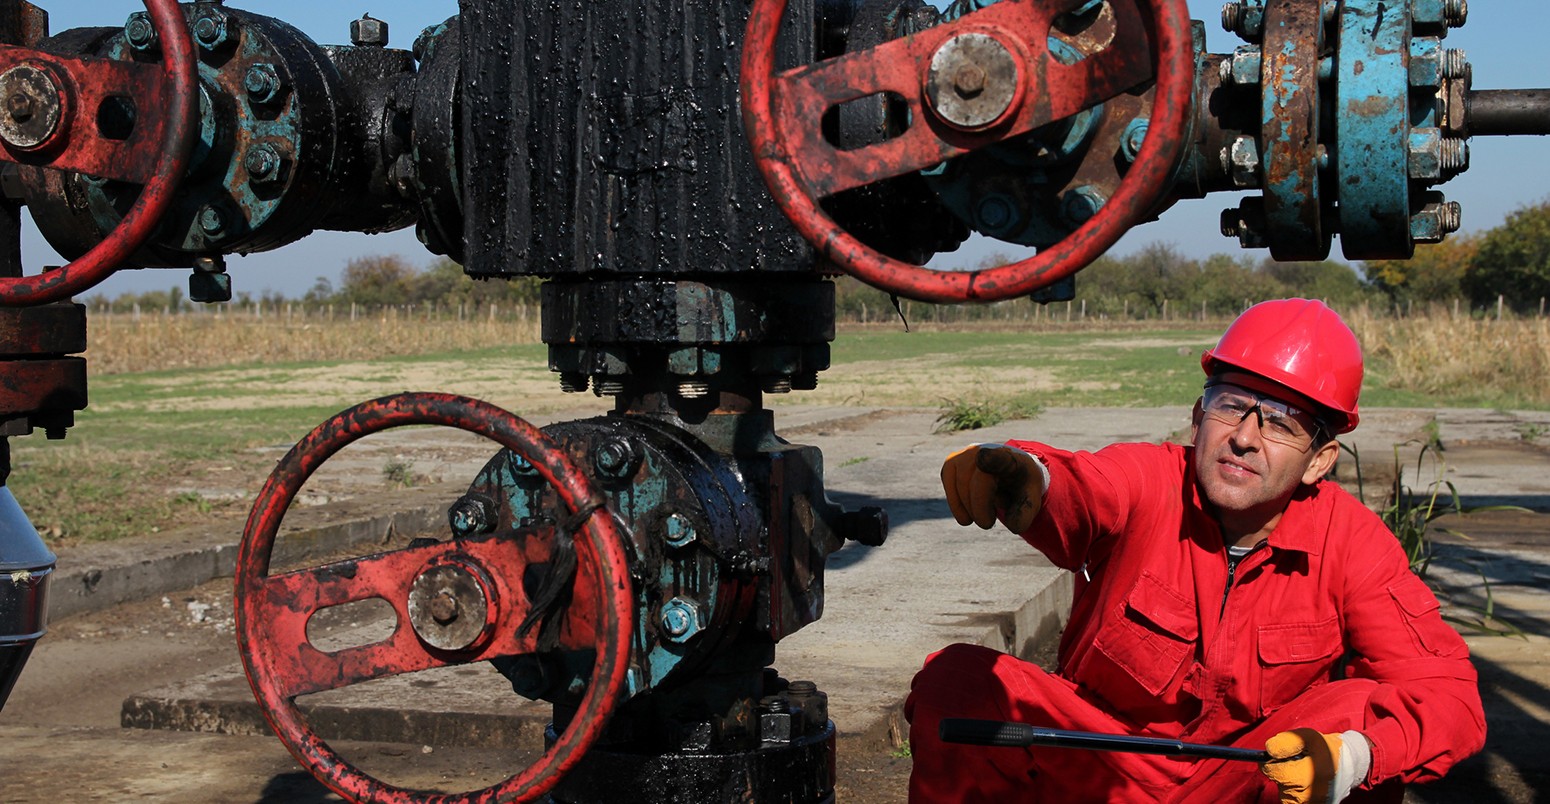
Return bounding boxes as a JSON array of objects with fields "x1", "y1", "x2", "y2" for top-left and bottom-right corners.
[
  {"x1": 1220, "y1": 209, "x2": 1241, "y2": 238},
  {"x1": 1220, "y1": 2, "x2": 1241, "y2": 34},
  {"x1": 676, "y1": 381, "x2": 711, "y2": 398},
  {"x1": 762, "y1": 377, "x2": 794, "y2": 394},
  {"x1": 1445, "y1": 0, "x2": 1467, "y2": 27},
  {"x1": 595, "y1": 380, "x2": 625, "y2": 396},
  {"x1": 1440, "y1": 138, "x2": 1468, "y2": 172},
  {"x1": 1442, "y1": 49, "x2": 1468, "y2": 80},
  {"x1": 1439, "y1": 201, "x2": 1463, "y2": 233},
  {"x1": 559, "y1": 372, "x2": 588, "y2": 393}
]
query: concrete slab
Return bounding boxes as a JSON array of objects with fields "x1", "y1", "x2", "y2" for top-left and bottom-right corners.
[{"x1": 79, "y1": 404, "x2": 1550, "y2": 774}]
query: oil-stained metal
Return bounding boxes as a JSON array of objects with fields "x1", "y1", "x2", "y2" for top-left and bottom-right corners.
[
  {"x1": 0, "y1": 485, "x2": 53, "y2": 714},
  {"x1": 1259, "y1": 0, "x2": 1330, "y2": 260},
  {"x1": 20, "y1": 4, "x2": 419, "y2": 279},
  {"x1": 0, "y1": 64, "x2": 62, "y2": 151},
  {"x1": 407, "y1": 561, "x2": 493, "y2": 652},
  {"x1": 0, "y1": 0, "x2": 196, "y2": 306},
  {"x1": 741, "y1": 0, "x2": 1195, "y2": 302},
  {"x1": 924, "y1": 33, "x2": 1020, "y2": 131},
  {"x1": 235, "y1": 392, "x2": 633, "y2": 804}
]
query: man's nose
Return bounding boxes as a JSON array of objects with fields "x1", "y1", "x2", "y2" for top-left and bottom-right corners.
[{"x1": 1229, "y1": 406, "x2": 1264, "y2": 448}]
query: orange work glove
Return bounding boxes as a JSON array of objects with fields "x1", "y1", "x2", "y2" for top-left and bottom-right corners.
[
  {"x1": 940, "y1": 444, "x2": 1048, "y2": 533},
  {"x1": 1260, "y1": 728, "x2": 1371, "y2": 804}
]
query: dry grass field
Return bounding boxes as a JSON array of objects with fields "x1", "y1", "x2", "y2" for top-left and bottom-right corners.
[{"x1": 14, "y1": 304, "x2": 1548, "y2": 547}]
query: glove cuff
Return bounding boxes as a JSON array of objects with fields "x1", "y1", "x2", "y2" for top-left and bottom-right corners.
[{"x1": 1330, "y1": 730, "x2": 1372, "y2": 803}]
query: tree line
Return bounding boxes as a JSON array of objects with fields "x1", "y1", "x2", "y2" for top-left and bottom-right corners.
[{"x1": 87, "y1": 200, "x2": 1550, "y2": 317}]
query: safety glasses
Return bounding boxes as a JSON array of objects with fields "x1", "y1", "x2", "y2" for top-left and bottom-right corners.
[{"x1": 1201, "y1": 382, "x2": 1324, "y2": 449}]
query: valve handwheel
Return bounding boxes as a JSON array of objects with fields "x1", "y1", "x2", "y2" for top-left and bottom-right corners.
[
  {"x1": 741, "y1": 0, "x2": 1194, "y2": 303},
  {"x1": 0, "y1": 0, "x2": 197, "y2": 306},
  {"x1": 235, "y1": 393, "x2": 634, "y2": 804}
]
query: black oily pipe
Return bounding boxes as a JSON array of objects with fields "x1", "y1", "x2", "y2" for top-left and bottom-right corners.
[{"x1": 1469, "y1": 89, "x2": 1550, "y2": 136}]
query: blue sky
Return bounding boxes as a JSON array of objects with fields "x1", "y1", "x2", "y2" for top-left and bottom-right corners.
[{"x1": 43, "y1": 1, "x2": 1550, "y2": 299}]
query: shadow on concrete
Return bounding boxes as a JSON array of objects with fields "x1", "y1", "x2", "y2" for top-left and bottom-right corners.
[
  {"x1": 1457, "y1": 494, "x2": 1550, "y2": 514},
  {"x1": 1405, "y1": 651, "x2": 1550, "y2": 803},
  {"x1": 256, "y1": 771, "x2": 336, "y2": 803},
  {"x1": 1429, "y1": 544, "x2": 1550, "y2": 638},
  {"x1": 827, "y1": 490, "x2": 949, "y2": 571}
]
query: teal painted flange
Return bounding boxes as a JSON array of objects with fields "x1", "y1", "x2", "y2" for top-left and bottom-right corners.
[{"x1": 1335, "y1": 0, "x2": 1415, "y2": 260}]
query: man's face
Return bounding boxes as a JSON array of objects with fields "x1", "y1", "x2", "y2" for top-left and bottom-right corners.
[{"x1": 1190, "y1": 377, "x2": 1339, "y2": 520}]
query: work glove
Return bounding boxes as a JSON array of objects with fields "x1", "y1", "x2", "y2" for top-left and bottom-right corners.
[
  {"x1": 1260, "y1": 728, "x2": 1372, "y2": 804},
  {"x1": 940, "y1": 444, "x2": 1047, "y2": 533}
]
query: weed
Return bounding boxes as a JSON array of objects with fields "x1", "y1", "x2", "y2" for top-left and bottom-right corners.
[
  {"x1": 173, "y1": 491, "x2": 214, "y2": 515},
  {"x1": 935, "y1": 395, "x2": 1044, "y2": 433},
  {"x1": 1516, "y1": 422, "x2": 1548, "y2": 441},
  {"x1": 1343, "y1": 439, "x2": 1529, "y2": 637},
  {"x1": 382, "y1": 458, "x2": 416, "y2": 488},
  {"x1": 839, "y1": 456, "x2": 871, "y2": 468},
  {"x1": 889, "y1": 742, "x2": 913, "y2": 759}
]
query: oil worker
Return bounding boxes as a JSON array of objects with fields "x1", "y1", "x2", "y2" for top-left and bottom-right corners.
[{"x1": 906, "y1": 299, "x2": 1485, "y2": 803}]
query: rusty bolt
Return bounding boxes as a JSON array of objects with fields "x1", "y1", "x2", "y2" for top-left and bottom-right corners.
[
  {"x1": 1060, "y1": 185, "x2": 1108, "y2": 227},
  {"x1": 663, "y1": 512, "x2": 697, "y2": 549},
  {"x1": 448, "y1": 494, "x2": 496, "y2": 537},
  {"x1": 244, "y1": 64, "x2": 284, "y2": 106},
  {"x1": 659, "y1": 597, "x2": 704, "y2": 642},
  {"x1": 1223, "y1": 135, "x2": 1261, "y2": 189},
  {"x1": 198, "y1": 204, "x2": 227, "y2": 237},
  {"x1": 1408, "y1": 128, "x2": 1444, "y2": 180},
  {"x1": 594, "y1": 438, "x2": 639, "y2": 479},
  {"x1": 351, "y1": 15, "x2": 390, "y2": 47},
  {"x1": 6, "y1": 93, "x2": 34, "y2": 123},
  {"x1": 244, "y1": 144, "x2": 283, "y2": 183},
  {"x1": 952, "y1": 64, "x2": 986, "y2": 99},
  {"x1": 1229, "y1": 46, "x2": 1262, "y2": 86},
  {"x1": 124, "y1": 13, "x2": 157, "y2": 51},
  {"x1": 429, "y1": 591, "x2": 459, "y2": 624},
  {"x1": 193, "y1": 8, "x2": 233, "y2": 51},
  {"x1": 1411, "y1": 197, "x2": 1463, "y2": 244}
]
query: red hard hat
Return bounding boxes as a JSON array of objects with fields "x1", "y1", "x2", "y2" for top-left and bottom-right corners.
[{"x1": 1201, "y1": 299, "x2": 1364, "y2": 434}]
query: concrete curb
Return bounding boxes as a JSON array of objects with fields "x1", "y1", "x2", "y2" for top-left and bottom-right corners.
[{"x1": 48, "y1": 484, "x2": 458, "y2": 621}]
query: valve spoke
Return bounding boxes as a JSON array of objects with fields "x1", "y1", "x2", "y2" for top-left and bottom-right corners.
[
  {"x1": 0, "y1": 47, "x2": 176, "y2": 182},
  {"x1": 249, "y1": 529, "x2": 592, "y2": 698},
  {"x1": 771, "y1": 0, "x2": 1156, "y2": 198}
]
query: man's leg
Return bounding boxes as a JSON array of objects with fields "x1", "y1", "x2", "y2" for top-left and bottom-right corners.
[
  {"x1": 1172, "y1": 679, "x2": 1402, "y2": 803},
  {"x1": 906, "y1": 643, "x2": 1185, "y2": 802}
]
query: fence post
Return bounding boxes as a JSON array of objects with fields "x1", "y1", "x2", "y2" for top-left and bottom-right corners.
[{"x1": 1497, "y1": 294, "x2": 1505, "y2": 321}]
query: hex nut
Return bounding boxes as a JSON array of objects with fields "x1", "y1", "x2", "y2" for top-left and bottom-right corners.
[
  {"x1": 351, "y1": 15, "x2": 390, "y2": 47},
  {"x1": 1224, "y1": 135, "x2": 1260, "y2": 189}
]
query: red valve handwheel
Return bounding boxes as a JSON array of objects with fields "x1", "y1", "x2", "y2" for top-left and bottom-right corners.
[
  {"x1": 0, "y1": 0, "x2": 198, "y2": 306},
  {"x1": 741, "y1": 0, "x2": 1194, "y2": 303},
  {"x1": 235, "y1": 393, "x2": 634, "y2": 804}
]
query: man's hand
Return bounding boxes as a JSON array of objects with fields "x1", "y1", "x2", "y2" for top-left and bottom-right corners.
[
  {"x1": 1260, "y1": 729, "x2": 1371, "y2": 804},
  {"x1": 940, "y1": 444, "x2": 1047, "y2": 533}
]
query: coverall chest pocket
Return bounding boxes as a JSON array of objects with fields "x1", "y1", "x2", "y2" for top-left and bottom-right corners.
[
  {"x1": 1257, "y1": 617, "x2": 1342, "y2": 716},
  {"x1": 1093, "y1": 571, "x2": 1199, "y2": 697}
]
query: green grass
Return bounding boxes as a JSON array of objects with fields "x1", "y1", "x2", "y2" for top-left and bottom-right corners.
[{"x1": 16, "y1": 323, "x2": 1547, "y2": 545}]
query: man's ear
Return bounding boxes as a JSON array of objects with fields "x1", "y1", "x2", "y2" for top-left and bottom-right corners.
[
  {"x1": 1190, "y1": 399, "x2": 1203, "y2": 444},
  {"x1": 1302, "y1": 438, "x2": 1342, "y2": 485}
]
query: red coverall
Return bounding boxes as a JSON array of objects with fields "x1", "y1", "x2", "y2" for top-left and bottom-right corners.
[{"x1": 906, "y1": 441, "x2": 1486, "y2": 802}]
